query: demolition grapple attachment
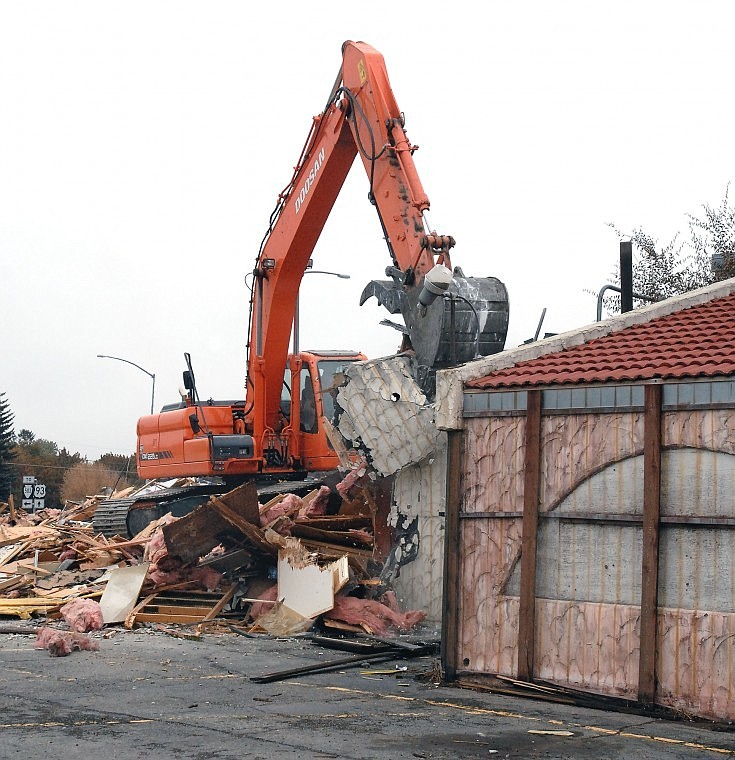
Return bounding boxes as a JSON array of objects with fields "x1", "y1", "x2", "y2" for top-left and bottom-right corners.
[{"x1": 360, "y1": 265, "x2": 509, "y2": 369}]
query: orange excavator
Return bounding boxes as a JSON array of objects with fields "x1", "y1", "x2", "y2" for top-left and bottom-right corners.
[{"x1": 134, "y1": 40, "x2": 509, "y2": 486}]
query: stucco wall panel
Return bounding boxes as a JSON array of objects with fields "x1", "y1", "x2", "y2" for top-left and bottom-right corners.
[
  {"x1": 540, "y1": 413, "x2": 644, "y2": 510},
  {"x1": 464, "y1": 417, "x2": 525, "y2": 513},
  {"x1": 535, "y1": 600, "x2": 640, "y2": 698},
  {"x1": 657, "y1": 608, "x2": 735, "y2": 720},
  {"x1": 391, "y1": 435, "x2": 447, "y2": 626},
  {"x1": 458, "y1": 518, "x2": 521, "y2": 675}
]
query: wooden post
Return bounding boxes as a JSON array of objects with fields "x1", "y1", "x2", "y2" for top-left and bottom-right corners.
[
  {"x1": 638, "y1": 383, "x2": 662, "y2": 703},
  {"x1": 441, "y1": 429, "x2": 463, "y2": 681},
  {"x1": 8, "y1": 493, "x2": 15, "y2": 521},
  {"x1": 518, "y1": 389, "x2": 542, "y2": 681}
]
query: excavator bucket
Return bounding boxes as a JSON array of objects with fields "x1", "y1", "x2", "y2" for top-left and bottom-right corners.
[{"x1": 360, "y1": 268, "x2": 509, "y2": 370}]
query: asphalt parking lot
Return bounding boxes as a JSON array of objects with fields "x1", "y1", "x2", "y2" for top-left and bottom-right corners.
[{"x1": 1, "y1": 625, "x2": 734, "y2": 760}]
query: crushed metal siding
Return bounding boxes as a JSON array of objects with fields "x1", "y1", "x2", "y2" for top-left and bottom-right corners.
[
  {"x1": 336, "y1": 356, "x2": 440, "y2": 476},
  {"x1": 335, "y1": 355, "x2": 445, "y2": 625},
  {"x1": 455, "y1": 404, "x2": 735, "y2": 721}
]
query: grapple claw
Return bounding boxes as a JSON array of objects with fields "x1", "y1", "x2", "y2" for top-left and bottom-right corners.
[{"x1": 362, "y1": 271, "x2": 509, "y2": 369}]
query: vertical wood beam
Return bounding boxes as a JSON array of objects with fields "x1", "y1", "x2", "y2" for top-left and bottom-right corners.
[
  {"x1": 638, "y1": 383, "x2": 662, "y2": 703},
  {"x1": 518, "y1": 389, "x2": 542, "y2": 681},
  {"x1": 441, "y1": 429, "x2": 464, "y2": 681}
]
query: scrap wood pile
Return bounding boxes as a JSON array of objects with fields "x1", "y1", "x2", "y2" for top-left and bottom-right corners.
[{"x1": 0, "y1": 466, "x2": 426, "y2": 656}]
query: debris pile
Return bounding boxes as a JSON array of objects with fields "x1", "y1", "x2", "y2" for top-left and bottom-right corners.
[{"x1": 0, "y1": 468, "x2": 427, "y2": 649}]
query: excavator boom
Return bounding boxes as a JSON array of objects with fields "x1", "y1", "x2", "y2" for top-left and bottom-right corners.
[
  {"x1": 248, "y1": 40, "x2": 509, "y2": 436},
  {"x1": 137, "y1": 40, "x2": 508, "y2": 483}
]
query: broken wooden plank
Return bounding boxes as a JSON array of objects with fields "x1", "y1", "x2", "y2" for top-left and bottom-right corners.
[
  {"x1": 293, "y1": 516, "x2": 372, "y2": 530},
  {"x1": 0, "y1": 525, "x2": 59, "y2": 549},
  {"x1": 131, "y1": 586, "x2": 236, "y2": 626},
  {"x1": 210, "y1": 497, "x2": 275, "y2": 554},
  {"x1": 218, "y1": 482, "x2": 260, "y2": 524},
  {"x1": 320, "y1": 418, "x2": 353, "y2": 469},
  {"x1": 297, "y1": 539, "x2": 373, "y2": 561},
  {"x1": 291, "y1": 523, "x2": 373, "y2": 548},
  {"x1": 201, "y1": 584, "x2": 237, "y2": 622},
  {"x1": 322, "y1": 618, "x2": 365, "y2": 634},
  {"x1": 0, "y1": 597, "x2": 63, "y2": 618},
  {"x1": 162, "y1": 505, "x2": 236, "y2": 564}
]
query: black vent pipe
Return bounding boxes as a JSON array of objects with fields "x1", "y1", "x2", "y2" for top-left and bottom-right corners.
[{"x1": 620, "y1": 241, "x2": 633, "y2": 313}]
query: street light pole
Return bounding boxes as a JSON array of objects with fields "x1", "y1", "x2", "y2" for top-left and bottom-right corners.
[
  {"x1": 97, "y1": 354, "x2": 156, "y2": 415},
  {"x1": 293, "y1": 268, "x2": 350, "y2": 355}
]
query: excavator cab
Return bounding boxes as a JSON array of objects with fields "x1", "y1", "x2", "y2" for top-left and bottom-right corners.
[
  {"x1": 282, "y1": 350, "x2": 366, "y2": 471},
  {"x1": 137, "y1": 350, "x2": 365, "y2": 482}
]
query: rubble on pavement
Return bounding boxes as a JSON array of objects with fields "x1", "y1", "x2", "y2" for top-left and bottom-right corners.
[{"x1": 0, "y1": 466, "x2": 427, "y2": 650}]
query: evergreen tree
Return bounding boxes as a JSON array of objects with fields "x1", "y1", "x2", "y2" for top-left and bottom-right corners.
[{"x1": 0, "y1": 393, "x2": 16, "y2": 501}]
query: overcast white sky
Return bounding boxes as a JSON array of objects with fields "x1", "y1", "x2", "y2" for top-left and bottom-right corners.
[{"x1": 1, "y1": 1, "x2": 733, "y2": 459}]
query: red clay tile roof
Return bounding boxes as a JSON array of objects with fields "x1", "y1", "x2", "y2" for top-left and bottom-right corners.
[{"x1": 467, "y1": 292, "x2": 735, "y2": 389}]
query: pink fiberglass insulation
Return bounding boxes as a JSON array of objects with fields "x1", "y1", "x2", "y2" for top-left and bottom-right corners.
[
  {"x1": 298, "y1": 486, "x2": 330, "y2": 518},
  {"x1": 60, "y1": 598, "x2": 104, "y2": 632},
  {"x1": 260, "y1": 494, "x2": 303, "y2": 526},
  {"x1": 35, "y1": 627, "x2": 100, "y2": 657},
  {"x1": 250, "y1": 585, "x2": 278, "y2": 620},
  {"x1": 325, "y1": 595, "x2": 426, "y2": 636}
]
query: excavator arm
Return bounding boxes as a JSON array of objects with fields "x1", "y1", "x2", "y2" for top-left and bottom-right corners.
[
  {"x1": 136, "y1": 40, "x2": 508, "y2": 483},
  {"x1": 247, "y1": 40, "x2": 509, "y2": 439}
]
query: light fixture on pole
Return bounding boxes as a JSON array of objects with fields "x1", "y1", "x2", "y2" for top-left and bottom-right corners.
[
  {"x1": 97, "y1": 354, "x2": 156, "y2": 415},
  {"x1": 293, "y1": 264, "x2": 351, "y2": 354}
]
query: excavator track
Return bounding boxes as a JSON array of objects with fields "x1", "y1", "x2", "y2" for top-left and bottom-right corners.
[{"x1": 91, "y1": 474, "x2": 338, "y2": 539}]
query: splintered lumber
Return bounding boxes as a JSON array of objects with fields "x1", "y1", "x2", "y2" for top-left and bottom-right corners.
[
  {"x1": 163, "y1": 489, "x2": 273, "y2": 563},
  {"x1": 218, "y1": 482, "x2": 260, "y2": 524},
  {"x1": 0, "y1": 597, "x2": 64, "y2": 619},
  {"x1": 305, "y1": 634, "x2": 397, "y2": 654},
  {"x1": 0, "y1": 525, "x2": 59, "y2": 549},
  {"x1": 0, "y1": 575, "x2": 26, "y2": 593},
  {"x1": 290, "y1": 523, "x2": 373, "y2": 547},
  {"x1": 320, "y1": 418, "x2": 353, "y2": 469},
  {"x1": 0, "y1": 623, "x2": 37, "y2": 634},
  {"x1": 0, "y1": 541, "x2": 33, "y2": 568},
  {"x1": 162, "y1": 504, "x2": 236, "y2": 564},
  {"x1": 298, "y1": 538, "x2": 373, "y2": 562},
  {"x1": 209, "y1": 497, "x2": 274, "y2": 554},
  {"x1": 201, "y1": 584, "x2": 237, "y2": 621},
  {"x1": 293, "y1": 516, "x2": 372, "y2": 531},
  {"x1": 322, "y1": 618, "x2": 365, "y2": 634}
]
